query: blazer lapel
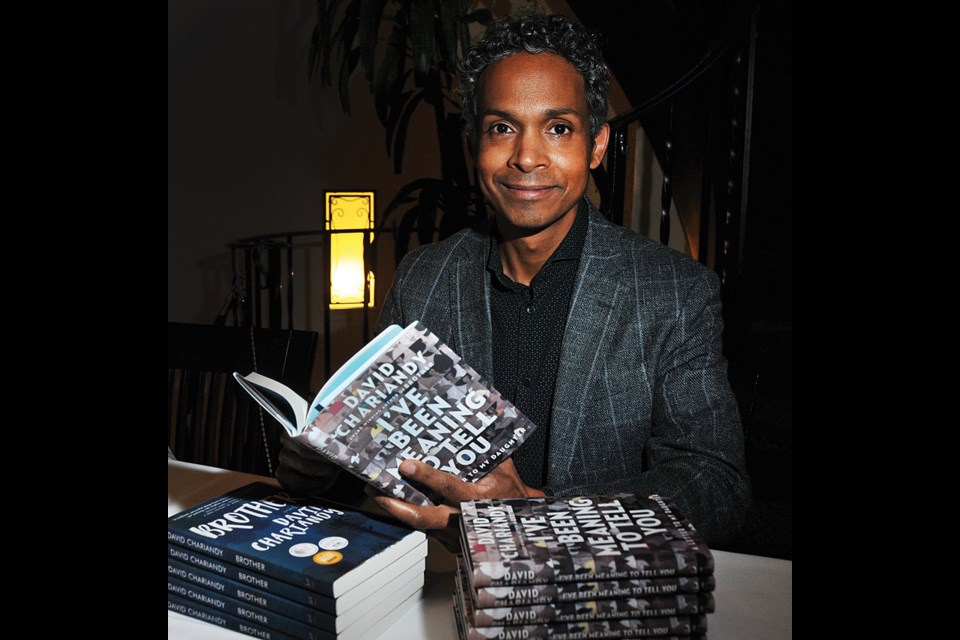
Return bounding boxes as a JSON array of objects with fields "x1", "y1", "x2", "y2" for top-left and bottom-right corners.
[
  {"x1": 548, "y1": 212, "x2": 628, "y2": 479},
  {"x1": 449, "y1": 232, "x2": 495, "y2": 382}
]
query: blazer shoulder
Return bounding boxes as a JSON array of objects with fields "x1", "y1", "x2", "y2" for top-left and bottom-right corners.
[
  {"x1": 587, "y1": 210, "x2": 716, "y2": 284},
  {"x1": 393, "y1": 226, "x2": 486, "y2": 283}
]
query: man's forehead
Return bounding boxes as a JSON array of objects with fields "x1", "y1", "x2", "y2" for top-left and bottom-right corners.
[{"x1": 477, "y1": 52, "x2": 588, "y2": 116}]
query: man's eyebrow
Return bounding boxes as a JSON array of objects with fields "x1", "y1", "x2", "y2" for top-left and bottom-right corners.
[
  {"x1": 544, "y1": 108, "x2": 582, "y2": 119},
  {"x1": 479, "y1": 107, "x2": 585, "y2": 120}
]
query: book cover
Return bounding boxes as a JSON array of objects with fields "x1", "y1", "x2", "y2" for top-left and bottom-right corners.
[
  {"x1": 460, "y1": 555, "x2": 715, "y2": 608},
  {"x1": 453, "y1": 586, "x2": 708, "y2": 640},
  {"x1": 460, "y1": 493, "x2": 713, "y2": 588},
  {"x1": 455, "y1": 564, "x2": 713, "y2": 626},
  {"x1": 167, "y1": 554, "x2": 426, "y2": 630},
  {"x1": 167, "y1": 570, "x2": 424, "y2": 640},
  {"x1": 166, "y1": 539, "x2": 427, "y2": 613},
  {"x1": 166, "y1": 482, "x2": 426, "y2": 598},
  {"x1": 241, "y1": 321, "x2": 538, "y2": 506}
]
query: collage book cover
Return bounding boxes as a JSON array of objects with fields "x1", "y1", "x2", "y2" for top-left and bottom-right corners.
[
  {"x1": 236, "y1": 321, "x2": 538, "y2": 506},
  {"x1": 166, "y1": 481, "x2": 425, "y2": 597},
  {"x1": 460, "y1": 493, "x2": 713, "y2": 588}
]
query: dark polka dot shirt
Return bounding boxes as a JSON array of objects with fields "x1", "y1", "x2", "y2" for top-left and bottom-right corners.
[{"x1": 487, "y1": 200, "x2": 588, "y2": 490}]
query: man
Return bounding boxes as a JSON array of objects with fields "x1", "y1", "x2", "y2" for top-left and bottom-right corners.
[{"x1": 279, "y1": 11, "x2": 750, "y2": 546}]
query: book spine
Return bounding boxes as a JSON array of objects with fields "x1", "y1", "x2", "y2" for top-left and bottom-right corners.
[
  {"x1": 455, "y1": 590, "x2": 707, "y2": 640},
  {"x1": 167, "y1": 542, "x2": 335, "y2": 609},
  {"x1": 463, "y1": 615, "x2": 708, "y2": 639},
  {"x1": 473, "y1": 574, "x2": 715, "y2": 607},
  {"x1": 168, "y1": 578, "x2": 335, "y2": 640},
  {"x1": 458, "y1": 562, "x2": 713, "y2": 626},
  {"x1": 168, "y1": 558, "x2": 337, "y2": 629},
  {"x1": 470, "y1": 593, "x2": 715, "y2": 626},
  {"x1": 462, "y1": 550, "x2": 714, "y2": 608},
  {"x1": 468, "y1": 558, "x2": 710, "y2": 588},
  {"x1": 168, "y1": 592, "x2": 300, "y2": 640},
  {"x1": 166, "y1": 529, "x2": 336, "y2": 596}
]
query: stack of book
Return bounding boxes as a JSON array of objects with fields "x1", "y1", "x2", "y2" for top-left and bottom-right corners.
[
  {"x1": 167, "y1": 482, "x2": 428, "y2": 640},
  {"x1": 455, "y1": 493, "x2": 715, "y2": 639}
]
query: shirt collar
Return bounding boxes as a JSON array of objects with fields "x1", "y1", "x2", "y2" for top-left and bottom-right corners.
[{"x1": 486, "y1": 198, "x2": 589, "y2": 281}]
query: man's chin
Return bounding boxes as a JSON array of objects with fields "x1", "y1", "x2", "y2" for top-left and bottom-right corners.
[{"x1": 493, "y1": 207, "x2": 571, "y2": 239}]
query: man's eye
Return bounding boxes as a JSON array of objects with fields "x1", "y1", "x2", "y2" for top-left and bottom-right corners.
[
  {"x1": 550, "y1": 124, "x2": 571, "y2": 135},
  {"x1": 492, "y1": 123, "x2": 511, "y2": 134}
]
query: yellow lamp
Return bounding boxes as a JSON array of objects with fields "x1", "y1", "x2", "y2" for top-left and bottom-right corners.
[{"x1": 326, "y1": 192, "x2": 375, "y2": 310}]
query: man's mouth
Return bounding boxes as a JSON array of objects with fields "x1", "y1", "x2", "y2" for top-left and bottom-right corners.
[{"x1": 502, "y1": 183, "x2": 555, "y2": 200}]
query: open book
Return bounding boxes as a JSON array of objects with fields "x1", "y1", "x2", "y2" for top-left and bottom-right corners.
[{"x1": 234, "y1": 321, "x2": 537, "y2": 506}]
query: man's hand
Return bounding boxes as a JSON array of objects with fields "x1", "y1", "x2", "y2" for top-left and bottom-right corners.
[
  {"x1": 370, "y1": 458, "x2": 545, "y2": 530},
  {"x1": 275, "y1": 433, "x2": 341, "y2": 495}
]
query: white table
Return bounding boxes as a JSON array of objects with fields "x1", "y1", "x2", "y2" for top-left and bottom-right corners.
[{"x1": 168, "y1": 460, "x2": 792, "y2": 639}]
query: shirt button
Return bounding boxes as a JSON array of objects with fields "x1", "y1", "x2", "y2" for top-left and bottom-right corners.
[
  {"x1": 525, "y1": 305, "x2": 534, "y2": 314},
  {"x1": 522, "y1": 377, "x2": 532, "y2": 387}
]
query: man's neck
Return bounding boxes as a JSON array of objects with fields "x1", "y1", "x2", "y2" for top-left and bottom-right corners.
[{"x1": 496, "y1": 207, "x2": 579, "y2": 286}]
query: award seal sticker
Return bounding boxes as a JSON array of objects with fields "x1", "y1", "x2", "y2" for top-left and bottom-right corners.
[
  {"x1": 319, "y1": 536, "x2": 349, "y2": 551},
  {"x1": 312, "y1": 550, "x2": 343, "y2": 565},
  {"x1": 288, "y1": 542, "x2": 320, "y2": 558}
]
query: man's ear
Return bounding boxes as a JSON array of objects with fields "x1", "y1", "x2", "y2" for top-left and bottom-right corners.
[{"x1": 589, "y1": 123, "x2": 610, "y2": 169}]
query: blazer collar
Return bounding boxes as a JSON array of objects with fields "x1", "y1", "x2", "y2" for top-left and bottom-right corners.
[{"x1": 447, "y1": 200, "x2": 627, "y2": 387}]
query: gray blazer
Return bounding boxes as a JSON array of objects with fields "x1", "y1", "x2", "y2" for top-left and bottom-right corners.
[{"x1": 378, "y1": 202, "x2": 751, "y2": 545}]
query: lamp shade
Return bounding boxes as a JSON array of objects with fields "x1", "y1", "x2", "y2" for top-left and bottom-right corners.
[{"x1": 326, "y1": 192, "x2": 374, "y2": 310}]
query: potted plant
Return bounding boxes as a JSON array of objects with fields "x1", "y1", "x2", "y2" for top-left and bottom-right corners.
[{"x1": 309, "y1": 0, "x2": 494, "y2": 263}]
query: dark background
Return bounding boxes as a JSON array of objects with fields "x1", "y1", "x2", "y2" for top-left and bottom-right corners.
[{"x1": 569, "y1": 0, "x2": 793, "y2": 558}]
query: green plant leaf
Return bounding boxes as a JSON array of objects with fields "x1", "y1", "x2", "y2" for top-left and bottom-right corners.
[
  {"x1": 309, "y1": 0, "x2": 330, "y2": 82},
  {"x1": 395, "y1": 204, "x2": 420, "y2": 264},
  {"x1": 329, "y1": 0, "x2": 361, "y2": 109},
  {"x1": 437, "y1": 0, "x2": 459, "y2": 72},
  {"x1": 384, "y1": 87, "x2": 416, "y2": 156},
  {"x1": 409, "y1": 0, "x2": 436, "y2": 88},
  {"x1": 381, "y1": 177, "x2": 441, "y2": 225},
  {"x1": 392, "y1": 89, "x2": 426, "y2": 173},
  {"x1": 318, "y1": 0, "x2": 352, "y2": 86},
  {"x1": 375, "y1": 20, "x2": 408, "y2": 126},
  {"x1": 338, "y1": 47, "x2": 362, "y2": 114},
  {"x1": 358, "y1": 0, "x2": 389, "y2": 88}
]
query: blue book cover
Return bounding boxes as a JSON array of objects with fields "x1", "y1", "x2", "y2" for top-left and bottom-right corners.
[{"x1": 167, "y1": 482, "x2": 426, "y2": 598}]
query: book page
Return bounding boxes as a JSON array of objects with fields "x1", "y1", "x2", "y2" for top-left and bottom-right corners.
[
  {"x1": 307, "y1": 322, "x2": 411, "y2": 424},
  {"x1": 232, "y1": 372, "x2": 307, "y2": 436}
]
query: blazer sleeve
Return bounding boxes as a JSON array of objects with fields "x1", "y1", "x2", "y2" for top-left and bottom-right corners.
[{"x1": 636, "y1": 269, "x2": 752, "y2": 546}]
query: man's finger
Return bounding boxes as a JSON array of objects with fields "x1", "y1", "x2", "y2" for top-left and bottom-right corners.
[
  {"x1": 371, "y1": 495, "x2": 457, "y2": 530},
  {"x1": 398, "y1": 460, "x2": 477, "y2": 503}
]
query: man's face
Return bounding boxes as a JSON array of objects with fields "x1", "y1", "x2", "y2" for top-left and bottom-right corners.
[{"x1": 474, "y1": 52, "x2": 609, "y2": 237}]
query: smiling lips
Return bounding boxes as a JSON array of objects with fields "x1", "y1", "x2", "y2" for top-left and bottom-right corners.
[{"x1": 502, "y1": 183, "x2": 556, "y2": 200}]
